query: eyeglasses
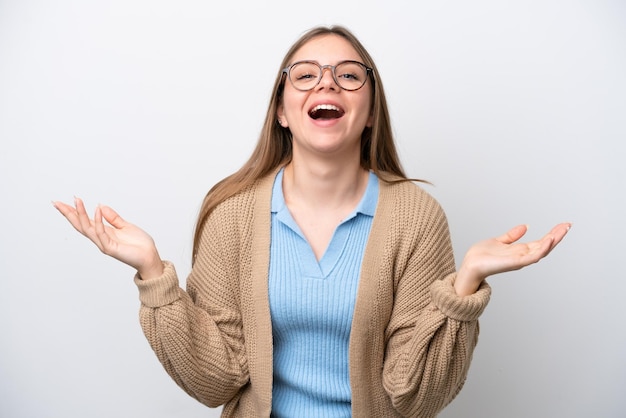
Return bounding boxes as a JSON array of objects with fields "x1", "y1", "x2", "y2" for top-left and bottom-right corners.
[{"x1": 282, "y1": 60, "x2": 372, "y2": 92}]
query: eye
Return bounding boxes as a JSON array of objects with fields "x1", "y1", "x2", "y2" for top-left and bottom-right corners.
[
  {"x1": 337, "y1": 72, "x2": 360, "y2": 81},
  {"x1": 290, "y1": 62, "x2": 320, "y2": 82},
  {"x1": 335, "y1": 62, "x2": 366, "y2": 83},
  {"x1": 295, "y1": 72, "x2": 316, "y2": 81}
]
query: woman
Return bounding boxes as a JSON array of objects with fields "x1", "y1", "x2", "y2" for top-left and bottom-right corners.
[{"x1": 53, "y1": 26, "x2": 570, "y2": 417}]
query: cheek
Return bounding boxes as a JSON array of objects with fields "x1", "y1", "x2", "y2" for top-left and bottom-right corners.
[
  {"x1": 281, "y1": 97, "x2": 296, "y2": 119},
  {"x1": 359, "y1": 96, "x2": 374, "y2": 127},
  {"x1": 280, "y1": 86, "x2": 305, "y2": 116}
]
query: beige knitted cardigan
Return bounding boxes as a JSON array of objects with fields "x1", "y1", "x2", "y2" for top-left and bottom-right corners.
[{"x1": 134, "y1": 170, "x2": 491, "y2": 417}]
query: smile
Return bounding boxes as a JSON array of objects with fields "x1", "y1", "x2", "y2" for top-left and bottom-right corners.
[{"x1": 308, "y1": 104, "x2": 345, "y2": 120}]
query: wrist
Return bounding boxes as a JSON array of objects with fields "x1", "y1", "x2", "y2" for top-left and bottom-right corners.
[
  {"x1": 138, "y1": 253, "x2": 163, "y2": 281},
  {"x1": 454, "y1": 265, "x2": 484, "y2": 297}
]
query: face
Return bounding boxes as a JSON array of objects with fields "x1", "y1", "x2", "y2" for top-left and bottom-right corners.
[{"x1": 277, "y1": 34, "x2": 373, "y2": 161}]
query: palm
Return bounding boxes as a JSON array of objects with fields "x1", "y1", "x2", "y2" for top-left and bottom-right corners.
[
  {"x1": 455, "y1": 223, "x2": 571, "y2": 296},
  {"x1": 53, "y1": 198, "x2": 162, "y2": 278},
  {"x1": 90, "y1": 212, "x2": 155, "y2": 267}
]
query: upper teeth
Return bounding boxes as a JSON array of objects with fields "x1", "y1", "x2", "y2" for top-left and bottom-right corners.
[{"x1": 312, "y1": 104, "x2": 340, "y2": 112}]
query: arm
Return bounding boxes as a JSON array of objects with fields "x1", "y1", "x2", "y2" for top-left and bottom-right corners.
[
  {"x1": 53, "y1": 198, "x2": 249, "y2": 406},
  {"x1": 382, "y1": 203, "x2": 489, "y2": 417},
  {"x1": 136, "y1": 205, "x2": 251, "y2": 407},
  {"x1": 135, "y1": 261, "x2": 249, "y2": 407},
  {"x1": 382, "y1": 200, "x2": 570, "y2": 416}
]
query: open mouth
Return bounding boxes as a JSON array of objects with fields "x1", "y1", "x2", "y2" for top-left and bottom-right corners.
[{"x1": 308, "y1": 104, "x2": 345, "y2": 120}]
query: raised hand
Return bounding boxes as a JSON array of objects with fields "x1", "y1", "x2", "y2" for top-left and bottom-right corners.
[
  {"x1": 454, "y1": 223, "x2": 571, "y2": 296},
  {"x1": 53, "y1": 198, "x2": 164, "y2": 280}
]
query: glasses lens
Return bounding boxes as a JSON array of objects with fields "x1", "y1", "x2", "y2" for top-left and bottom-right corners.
[
  {"x1": 288, "y1": 61, "x2": 369, "y2": 91},
  {"x1": 289, "y1": 62, "x2": 321, "y2": 91},
  {"x1": 335, "y1": 61, "x2": 368, "y2": 91}
]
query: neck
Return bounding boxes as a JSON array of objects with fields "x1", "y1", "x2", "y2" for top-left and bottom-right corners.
[{"x1": 283, "y1": 157, "x2": 368, "y2": 211}]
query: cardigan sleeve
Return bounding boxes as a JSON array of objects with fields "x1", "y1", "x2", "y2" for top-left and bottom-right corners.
[
  {"x1": 134, "y1": 206, "x2": 250, "y2": 408},
  {"x1": 381, "y1": 192, "x2": 491, "y2": 417}
]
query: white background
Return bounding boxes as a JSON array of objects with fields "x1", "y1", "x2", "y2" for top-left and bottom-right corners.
[{"x1": 1, "y1": 1, "x2": 624, "y2": 417}]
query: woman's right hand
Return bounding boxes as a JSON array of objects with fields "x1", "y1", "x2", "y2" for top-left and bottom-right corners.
[{"x1": 53, "y1": 197, "x2": 164, "y2": 280}]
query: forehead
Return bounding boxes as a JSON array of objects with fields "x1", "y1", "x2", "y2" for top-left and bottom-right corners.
[{"x1": 291, "y1": 34, "x2": 363, "y2": 64}]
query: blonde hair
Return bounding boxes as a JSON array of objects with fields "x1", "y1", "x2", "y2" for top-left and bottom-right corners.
[{"x1": 192, "y1": 25, "x2": 411, "y2": 262}]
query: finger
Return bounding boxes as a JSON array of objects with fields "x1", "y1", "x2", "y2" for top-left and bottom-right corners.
[
  {"x1": 93, "y1": 205, "x2": 111, "y2": 253},
  {"x1": 535, "y1": 234, "x2": 555, "y2": 256},
  {"x1": 53, "y1": 200, "x2": 85, "y2": 232},
  {"x1": 52, "y1": 200, "x2": 76, "y2": 219},
  {"x1": 515, "y1": 234, "x2": 554, "y2": 268},
  {"x1": 74, "y1": 197, "x2": 94, "y2": 234},
  {"x1": 497, "y1": 224, "x2": 528, "y2": 245},
  {"x1": 99, "y1": 205, "x2": 127, "y2": 229},
  {"x1": 546, "y1": 222, "x2": 572, "y2": 252}
]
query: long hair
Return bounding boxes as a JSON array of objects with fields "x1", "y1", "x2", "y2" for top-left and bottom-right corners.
[{"x1": 192, "y1": 25, "x2": 411, "y2": 262}]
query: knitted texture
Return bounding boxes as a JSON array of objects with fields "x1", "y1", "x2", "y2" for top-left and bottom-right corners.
[{"x1": 135, "y1": 169, "x2": 491, "y2": 417}]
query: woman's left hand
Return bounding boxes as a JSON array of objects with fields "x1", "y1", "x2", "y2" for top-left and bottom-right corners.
[{"x1": 454, "y1": 223, "x2": 571, "y2": 296}]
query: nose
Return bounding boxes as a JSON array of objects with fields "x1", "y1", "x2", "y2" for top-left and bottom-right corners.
[{"x1": 317, "y1": 66, "x2": 339, "y2": 91}]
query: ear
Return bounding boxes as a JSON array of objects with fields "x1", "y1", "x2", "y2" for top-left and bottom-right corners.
[
  {"x1": 366, "y1": 112, "x2": 373, "y2": 128},
  {"x1": 276, "y1": 104, "x2": 288, "y2": 128}
]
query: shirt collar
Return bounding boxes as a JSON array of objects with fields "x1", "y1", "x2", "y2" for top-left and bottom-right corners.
[{"x1": 271, "y1": 168, "x2": 379, "y2": 218}]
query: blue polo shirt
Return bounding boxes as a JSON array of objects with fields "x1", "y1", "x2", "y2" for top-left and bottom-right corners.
[{"x1": 268, "y1": 168, "x2": 379, "y2": 417}]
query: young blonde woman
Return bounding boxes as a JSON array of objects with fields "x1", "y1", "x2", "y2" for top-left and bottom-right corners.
[{"x1": 54, "y1": 26, "x2": 570, "y2": 417}]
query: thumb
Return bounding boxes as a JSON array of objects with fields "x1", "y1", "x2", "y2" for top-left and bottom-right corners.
[
  {"x1": 497, "y1": 224, "x2": 528, "y2": 244},
  {"x1": 99, "y1": 205, "x2": 127, "y2": 229}
]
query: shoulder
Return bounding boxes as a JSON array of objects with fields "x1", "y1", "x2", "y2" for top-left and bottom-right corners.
[
  {"x1": 200, "y1": 170, "x2": 276, "y2": 247},
  {"x1": 211, "y1": 171, "x2": 276, "y2": 221},
  {"x1": 371, "y1": 178, "x2": 454, "y2": 277},
  {"x1": 377, "y1": 177, "x2": 447, "y2": 224}
]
